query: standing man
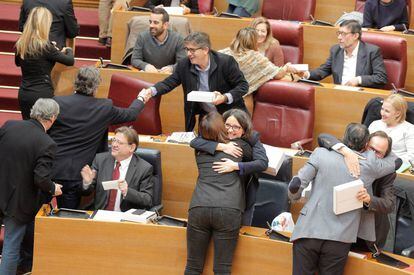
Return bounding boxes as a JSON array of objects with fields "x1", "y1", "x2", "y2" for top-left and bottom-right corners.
[
  {"x1": 304, "y1": 20, "x2": 388, "y2": 89},
  {"x1": 80, "y1": 127, "x2": 153, "y2": 211},
  {"x1": 49, "y1": 66, "x2": 147, "y2": 209},
  {"x1": 131, "y1": 7, "x2": 186, "y2": 73},
  {"x1": 18, "y1": 0, "x2": 80, "y2": 49},
  {"x1": 288, "y1": 123, "x2": 399, "y2": 275},
  {"x1": 140, "y1": 32, "x2": 248, "y2": 131},
  {"x1": 0, "y1": 99, "x2": 63, "y2": 275}
]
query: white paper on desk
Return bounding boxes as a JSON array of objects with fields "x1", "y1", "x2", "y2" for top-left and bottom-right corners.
[
  {"x1": 122, "y1": 209, "x2": 157, "y2": 223},
  {"x1": 102, "y1": 180, "x2": 119, "y2": 190},
  {"x1": 290, "y1": 64, "x2": 309, "y2": 71},
  {"x1": 262, "y1": 144, "x2": 286, "y2": 176},
  {"x1": 163, "y1": 6, "x2": 184, "y2": 15},
  {"x1": 333, "y1": 179, "x2": 363, "y2": 215},
  {"x1": 333, "y1": 85, "x2": 362, "y2": 92},
  {"x1": 93, "y1": 210, "x2": 124, "y2": 222},
  {"x1": 187, "y1": 91, "x2": 215, "y2": 103}
]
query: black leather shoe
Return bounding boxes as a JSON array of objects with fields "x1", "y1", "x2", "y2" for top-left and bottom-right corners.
[{"x1": 98, "y1": 37, "x2": 107, "y2": 45}]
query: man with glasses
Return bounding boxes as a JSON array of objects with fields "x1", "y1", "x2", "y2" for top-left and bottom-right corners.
[
  {"x1": 80, "y1": 126, "x2": 153, "y2": 211},
  {"x1": 303, "y1": 20, "x2": 387, "y2": 89},
  {"x1": 139, "y1": 31, "x2": 249, "y2": 131},
  {"x1": 131, "y1": 7, "x2": 186, "y2": 73}
]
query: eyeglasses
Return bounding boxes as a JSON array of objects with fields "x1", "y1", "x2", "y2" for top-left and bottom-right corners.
[
  {"x1": 225, "y1": 123, "x2": 242, "y2": 131},
  {"x1": 336, "y1": 31, "x2": 354, "y2": 37},
  {"x1": 368, "y1": 145, "x2": 385, "y2": 158},
  {"x1": 110, "y1": 138, "x2": 130, "y2": 146},
  {"x1": 184, "y1": 47, "x2": 202, "y2": 54}
]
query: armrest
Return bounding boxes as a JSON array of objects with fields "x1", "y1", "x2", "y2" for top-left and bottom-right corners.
[
  {"x1": 150, "y1": 204, "x2": 163, "y2": 214},
  {"x1": 401, "y1": 245, "x2": 414, "y2": 258}
]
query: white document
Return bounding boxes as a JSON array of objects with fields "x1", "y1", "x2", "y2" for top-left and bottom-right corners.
[
  {"x1": 333, "y1": 85, "x2": 362, "y2": 92},
  {"x1": 262, "y1": 144, "x2": 286, "y2": 176},
  {"x1": 187, "y1": 91, "x2": 215, "y2": 103},
  {"x1": 166, "y1": 132, "x2": 196, "y2": 144},
  {"x1": 122, "y1": 209, "x2": 157, "y2": 223},
  {"x1": 93, "y1": 210, "x2": 124, "y2": 222},
  {"x1": 290, "y1": 64, "x2": 309, "y2": 71},
  {"x1": 163, "y1": 6, "x2": 184, "y2": 15},
  {"x1": 102, "y1": 180, "x2": 119, "y2": 191},
  {"x1": 333, "y1": 179, "x2": 363, "y2": 215}
]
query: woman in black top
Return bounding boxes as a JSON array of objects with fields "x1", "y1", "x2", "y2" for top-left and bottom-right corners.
[
  {"x1": 186, "y1": 112, "x2": 252, "y2": 275},
  {"x1": 362, "y1": 0, "x2": 409, "y2": 31},
  {"x1": 15, "y1": 7, "x2": 75, "y2": 119}
]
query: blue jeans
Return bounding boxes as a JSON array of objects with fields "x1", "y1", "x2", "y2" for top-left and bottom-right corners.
[
  {"x1": 0, "y1": 216, "x2": 28, "y2": 275},
  {"x1": 227, "y1": 4, "x2": 252, "y2": 17}
]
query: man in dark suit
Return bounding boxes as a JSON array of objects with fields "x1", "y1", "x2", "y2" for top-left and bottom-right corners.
[
  {"x1": 80, "y1": 127, "x2": 153, "y2": 211},
  {"x1": 318, "y1": 130, "x2": 396, "y2": 249},
  {"x1": 0, "y1": 99, "x2": 63, "y2": 275},
  {"x1": 18, "y1": 0, "x2": 80, "y2": 49},
  {"x1": 48, "y1": 66, "x2": 147, "y2": 209},
  {"x1": 305, "y1": 20, "x2": 388, "y2": 89},
  {"x1": 140, "y1": 32, "x2": 248, "y2": 131}
]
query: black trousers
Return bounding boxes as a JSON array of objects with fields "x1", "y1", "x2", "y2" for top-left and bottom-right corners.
[
  {"x1": 292, "y1": 238, "x2": 351, "y2": 275},
  {"x1": 185, "y1": 207, "x2": 242, "y2": 275},
  {"x1": 55, "y1": 179, "x2": 82, "y2": 209},
  {"x1": 18, "y1": 89, "x2": 53, "y2": 120}
]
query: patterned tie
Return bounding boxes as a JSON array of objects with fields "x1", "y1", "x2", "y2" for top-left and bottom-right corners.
[{"x1": 105, "y1": 161, "x2": 121, "y2": 211}]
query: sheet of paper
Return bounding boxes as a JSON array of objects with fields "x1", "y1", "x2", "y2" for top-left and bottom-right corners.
[
  {"x1": 102, "y1": 180, "x2": 119, "y2": 190},
  {"x1": 290, "y1": 64, "x2": 308, "y2": 71},
  {"x1": 262, "y1": 144, "x2": 286, "y2": 176},
  {"x1": 163, "y1": 6, "x2": 184, "y2": 15},
  {"x1": 187, "y1": 91, "x2": 215, "y2": 103},
  {"x1": 93, "y1": 210, "x2": 124, "y2": 222},
  {"x1": 333, "y1": 179, "x2": 363, "y2": 215},
  {"x1": 333, "y1": 85, "x2": 362, "y2": 92}
]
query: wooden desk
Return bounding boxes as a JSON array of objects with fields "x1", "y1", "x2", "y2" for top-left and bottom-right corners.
[
  {"x1": 32, "y1": 205, "x2": 414, "y2": 274},
  {"x1": 111, "y1": 10, "x2": 252, "y2": 63}
]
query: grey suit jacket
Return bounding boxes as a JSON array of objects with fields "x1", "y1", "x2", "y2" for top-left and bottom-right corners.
[
  {"x1": 309, "y1": 41, "x2": 388, "y2": 89},
  {"x1": 82, "y1": 152, "x2": 154, "y2": 211},
  {"x1": 290, "y1": 147, "x2": 396, "y2": 243}
]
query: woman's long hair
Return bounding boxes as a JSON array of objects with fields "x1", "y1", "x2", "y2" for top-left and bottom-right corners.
[
  {"x1": 230, "y1": 27, "x2": 258, "y2": 53},
  {"x1": 250, "y1": 17, "x2": 277, "y2": 52},
  {"x1": 199, "y1": 112, "x2": 229, "y2": 143},
  {"x1": 16, "y1": 7, "x2": 52, "y2": 59}
]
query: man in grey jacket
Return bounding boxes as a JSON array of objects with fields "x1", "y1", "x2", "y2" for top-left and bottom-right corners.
[
  {"x1": 131, "y1": 7, "x2": 186, "y2": 73},
  {"x1": 288, "y1": 123, "x2": 399, "y2": 275}
]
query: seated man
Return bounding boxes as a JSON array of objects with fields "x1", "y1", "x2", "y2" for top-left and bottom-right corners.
[
  {"x1": 304, "y1": 20, "x2": 388, "y2": 89},
  {"x1": 81, "y1": 126, "x2": 154, "y2": 211},
  {"x1": 131, "y1": 7, "x2": 186, "y2": 73},
  {"x1": 139, "y1": 32, "x2": 248, "y2": 131}
]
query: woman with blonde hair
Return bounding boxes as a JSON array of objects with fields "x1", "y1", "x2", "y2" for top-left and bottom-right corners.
[
  {"x1": 15, "y1": 6, "x2": 74, "y2": 119},
  {"x1": 250, "y1": 16, "x2": 284, "y2": 67},
  {"x1": 369, "y1": 94, "x2": 414, "y2": 164}
]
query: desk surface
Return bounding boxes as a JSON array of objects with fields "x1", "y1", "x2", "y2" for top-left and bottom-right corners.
[{"x1": 32, "y1": 205, "x2": 414, "y2": 275}]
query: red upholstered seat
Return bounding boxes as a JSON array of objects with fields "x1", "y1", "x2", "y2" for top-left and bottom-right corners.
[
  {"x1": 355, "y1": 0, "x2": 411, "y2": 21},
  {"x1": 269, "y1": 20, "x2": 304, "y2": 64},
  {"x1": 198, "y1": 0, "x2": 213, "y2": 14},
  {"x1": 262, "y1": 0, "x2": 315, "y2": 21},
  {"x1": 108, "y1": 74, "x2": 162, "y2": 135},
  {"x1": 253, "y1": 81, "x2": 315, "y2": 149},
  {"x1": 361, "y1": 32, "x2": 407, "y2": 89},
  {"x1": 0, "y1": 110, "x2": 22, "y2": 127}
]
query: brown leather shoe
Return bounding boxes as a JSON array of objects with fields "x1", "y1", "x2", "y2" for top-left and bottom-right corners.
[
  {"x1": 98, "y1": 37, "x2": 107, "y2": 45},
  {"x1": 105, "y1": 37, "x2": 112, "y2": 48}
]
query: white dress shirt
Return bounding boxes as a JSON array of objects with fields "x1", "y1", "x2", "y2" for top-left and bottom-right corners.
[
  {"x1": 113, "y1": 155, "x2": 133, "y2": 212},
  {"x1": 341, "y1": 42, "x2": 361, "y2": 85}
]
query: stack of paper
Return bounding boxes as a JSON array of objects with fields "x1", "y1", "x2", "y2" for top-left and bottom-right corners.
[
  {"x1": 122, "y1": 209, "x2": 156, "y2": 223},
  {"x1": 262, "y1": 144, "x2": 286, "y2": 176},
  {"x1": 290, "y1": 64, "x2": 309, "y2": 71},
  {"x1": 187, "y1": 91, "x2": 215, "y2": 103},
  {"x1": 163, "y1": 6, "x2": 184, "y2": 15},
  {"x1": 333, "y1": 179, "x2": 363, "y2": 215},
  {"x1": 166, "y1": 132, "x2": 196, "y2": 144}
]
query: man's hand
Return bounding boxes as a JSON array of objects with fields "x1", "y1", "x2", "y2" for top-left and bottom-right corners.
[
  {"x1": 212, "y1": 158, "x2": 239, "y2": 173},
  {"x1": 212, "y1": 91, "x2": 227, "y2": 105},
  {"x1": 155, "y1": 4, "x2": 164, "y2": 8},
  {"x1": 54, "y1": 183, "x2": 63, "y2": 196},
  {"x1": 380, "y1": 25, "x2": 395, "y2": 32},
  {"x1": 138, "y1": 88, "x2": 152, "y2": 103},
  {"x1": 340, "y1": 148, "x2": 362, "y2": 178},
  {"x1": 181, "y1": 4, "x2": 191, "y2": 14},
  {"x1": 159, "y1": 66, "x2": 173, "y2": 74},
  {"x1": 344, "y1": 77, "x2": 359, "y2": 87},
  {"x1": 81, "y1": 165, "x2": 96, "y2": 184},
  {"x1": 144, "y1": 64, "x2": 158, "y2": 73},
  {"x1": 61, "y1": 47, "x2": 71, "y2": 53},
  {"x1": 356, "y1": 187, "x2": 371, "y2": 204},
  {"x1": 217, "y1": 142, "x2": 243, "y2": 158},
  {"x1": 118, "y1": 179, "x2": 128, "y2": 197}
]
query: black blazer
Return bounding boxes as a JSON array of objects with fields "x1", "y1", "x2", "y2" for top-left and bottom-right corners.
[
  {"x1": 82, "y1": 152, "x2": 154, "y2": 211},
  {"x1": 144, "y1": 0, "x2": 199, "y2": 13},
  {"x1": 49, "y1": 93, "x2": 145, "y2": 182},
  {"x1": 0, "y1": 120, "x2": 56, "y2": 223},
  {"x1": 19, "y1": 0, "x2": 80, "y2": 49},
  {"x1": 154, "y1": 50, "x2": 248, "y2": 131},
  {"x1": 309, "y1": 41, "x2": 388, "y2": 89}
]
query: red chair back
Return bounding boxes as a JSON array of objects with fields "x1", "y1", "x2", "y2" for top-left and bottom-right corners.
[
  {"x1": 269, "y1": 20, "x2": 304, "y2": 64},
  {"x1": 262, "y1": 0, "x2": 315, "y2": 21}
]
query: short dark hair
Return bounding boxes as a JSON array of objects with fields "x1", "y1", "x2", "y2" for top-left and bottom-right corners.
[
  {"x1": 115, "y1": 126, "x2": 139, "y2": 148},
  {"x1": 340, "y1": 20, "x2": 362, "y2": 40},
  {"x1": 152, "y1": 7, "x2": 169, "y2": 23},
  {"x1": 223, "y1": 109, "x2": 253, "y2": 141},
  {"x1": 343, "y1": 123, "x2": 369, "y2": 152},
  {"x1": 184, "y1": 32, "x2": 211, "y2": 49},
  {"x1": 369, "y1": 131, "x2": 393, "y2": 157},
  {"x1": 199, "y1": 112, "x2": 229, "y2": 143}
]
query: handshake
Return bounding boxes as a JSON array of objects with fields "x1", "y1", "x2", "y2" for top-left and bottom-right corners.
[{"x1": 137, "y1": 88, "x2": 153, "y2": 104}]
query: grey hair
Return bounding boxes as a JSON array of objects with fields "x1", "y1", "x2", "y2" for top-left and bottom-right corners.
[
  {"x1": 30, "y1": 98, "x2": 60, "y2": 122},
  {"x1": 74, "y1": 66, "x2": 101, "y2": 96},
  {"x1": 184, "y1": 32, "x2": 211, "y2": 49}
]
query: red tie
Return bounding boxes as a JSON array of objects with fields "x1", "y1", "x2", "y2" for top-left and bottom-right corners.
[{"x1": 105, "y1": 161, "x2": 121, "y2": 211}]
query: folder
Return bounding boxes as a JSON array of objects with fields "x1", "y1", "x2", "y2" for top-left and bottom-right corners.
[{"x1": 333, "y1": 179, "x2": 363, "y2": 215}]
